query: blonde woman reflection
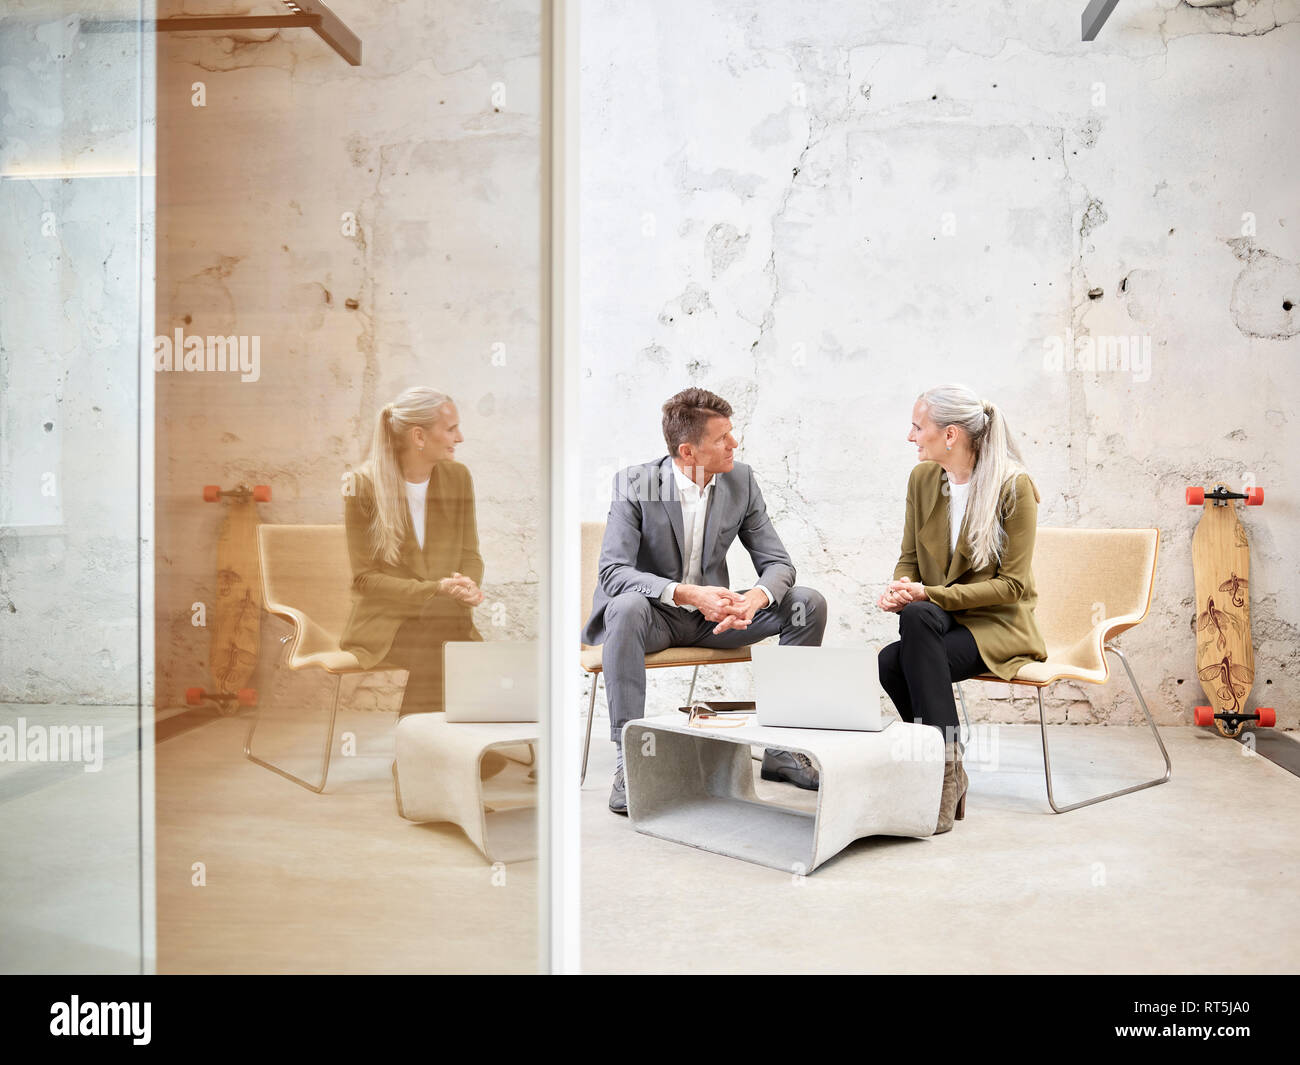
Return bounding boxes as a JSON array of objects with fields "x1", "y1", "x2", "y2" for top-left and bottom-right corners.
[{"x1": 339, "y1": 386, "x2": 485, "y2": 718}]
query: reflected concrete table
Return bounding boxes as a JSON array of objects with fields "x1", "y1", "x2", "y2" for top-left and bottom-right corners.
[
  {"x1": 622, "y1": 715, "x2": 944, "y2": 873},
  {"x1": 393, "y1": 715, "x2": 538, "y2": 863}
]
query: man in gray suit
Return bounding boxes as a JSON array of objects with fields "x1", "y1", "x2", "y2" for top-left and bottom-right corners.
[{"x1": 584, "y1": 387, "x2": 828, "y2": 813}]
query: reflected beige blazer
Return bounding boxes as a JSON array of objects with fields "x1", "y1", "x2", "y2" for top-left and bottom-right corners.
[
  {"x1": 892, "y1": 461, "x2": 1047, "y2": 681},
  {"x1": 338, "y1": 462, "x2": 484, "y2": 670}
]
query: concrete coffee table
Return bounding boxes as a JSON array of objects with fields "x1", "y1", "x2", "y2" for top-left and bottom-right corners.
[{"x1": 622, "y1": 715, "x2": 944, "y2": 873}]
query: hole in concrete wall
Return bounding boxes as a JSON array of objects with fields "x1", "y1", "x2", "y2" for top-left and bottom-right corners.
[{"x1": 1284, "y1": 300, "x2": 1293, "y2": 312}]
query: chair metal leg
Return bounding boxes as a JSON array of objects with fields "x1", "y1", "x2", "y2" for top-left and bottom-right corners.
[
  {"x1": 580, "y1": 671, "x2": 599, "y2": 785},
  {"x1": 581, "y1": 662, "x2": 708, "y2": 784},
  {"x1": 686, "y1": 664, "x2": 700, "y2": 706},
  {"x1": 1037, "y1": 644, "x2": 1172, "y2": 813},
  {"x1": 954, "y1": 683, "x2": 972, "y2": 751},
  {"x1": 244, "y1": 671, "x2": 341, "y2": 794}
]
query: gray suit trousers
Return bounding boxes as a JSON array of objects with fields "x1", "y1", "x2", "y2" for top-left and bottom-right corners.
[{"x1": 601, "y1": 586, "x2": 828, "y2": 740}]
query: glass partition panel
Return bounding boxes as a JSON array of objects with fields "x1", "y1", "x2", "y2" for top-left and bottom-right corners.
[
  {"x1": 0, "y1": 0, "x2": 153, "y2": 974},
  {"x1": 150, "y1": 0, "x2": 545, "y2": 974}
]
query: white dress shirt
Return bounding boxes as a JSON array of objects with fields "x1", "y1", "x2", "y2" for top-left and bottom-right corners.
[
  {"x1": 947, "y1": 476, "x2": 971, "y2": 555},
  {"x1": 659, "y1": 462, "x2": 774, "y2": 612}
]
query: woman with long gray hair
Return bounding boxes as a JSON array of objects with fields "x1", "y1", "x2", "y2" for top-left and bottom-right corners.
[
  {"x1": 877, "y1": 384, "x2": 1047, "y2": 833},
  {"x1": 339, "y1": 386, "x2": 485, "y2": 717}
]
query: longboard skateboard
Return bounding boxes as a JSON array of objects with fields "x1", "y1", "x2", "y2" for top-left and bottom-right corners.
[
  {"x1": 1187, "y1": 482, "x2": 1275, "y2": 738},
  {"x1": 186, "y1": 484, "x2": 270, "y2": 714}
]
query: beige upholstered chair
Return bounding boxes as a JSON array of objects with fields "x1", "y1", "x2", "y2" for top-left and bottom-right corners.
[
  {"x1": 580, "y1": 521, "x2": 756, "y2": 784},
  {"x1": 954, "y1": 527, "x2": 1171, "y2": 813},
  {"x1": 251, "y1": 524, "x2": 392, "y2": 792}
]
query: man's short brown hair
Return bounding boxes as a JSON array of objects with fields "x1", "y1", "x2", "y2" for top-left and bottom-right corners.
[{"x1": 661, "y1": 387, "x2": 733, "y2": 458}]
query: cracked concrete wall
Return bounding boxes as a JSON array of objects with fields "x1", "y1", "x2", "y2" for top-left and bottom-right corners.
[
  {"x1": 0, "y1": 2, "x2": 149, "y2": 705},
  {"x1": 153, "y1": 1, "x2": 544, "y2": 711},
  {"x1": 579, "y1": 0, "x2": 1299, "y2": 730}
]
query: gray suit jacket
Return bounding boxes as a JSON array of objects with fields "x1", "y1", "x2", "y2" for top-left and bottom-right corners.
[{"x1": 581, "y1": 455, "x2": 797, "y2": 646}]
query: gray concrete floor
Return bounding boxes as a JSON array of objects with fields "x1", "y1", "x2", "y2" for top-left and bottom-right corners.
[
  {"x1": 154, "y1": 708, "x2": 538, "y2": 973},
  {"x1": 0, "y1": 705, "x2": 144, "y2": 974},
  {"x1": 0, "y1": 703, "x2": 540, "y2": 974},
  {"x1": 7, "y1": 703, "x2": 1295, "y2": 974},
  {"x1": 581, "y1": 722, "x2": 1300, "y2": 974}
]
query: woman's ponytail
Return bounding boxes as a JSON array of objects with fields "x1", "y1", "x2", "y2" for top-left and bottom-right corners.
[
  {"x1": 917, "y1": 385, "x2": 1031, "y2": 570},
  {"x1": 360, "y1": 388, "x2": 454, "y2": 565}
]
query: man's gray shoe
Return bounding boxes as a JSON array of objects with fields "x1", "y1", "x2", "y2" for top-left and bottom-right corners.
[
  {"x1": 609, "y1": 765, "x2": 628, "y2": 814},
  {"x1": 761, "y1": 748, "x2": 820, "y2": 790}
]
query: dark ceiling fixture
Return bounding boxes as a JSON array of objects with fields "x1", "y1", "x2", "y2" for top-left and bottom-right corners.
[
  {"x1": 1081, "y1": 0, "x2": 1122, "y2": 41},
  {"x1": 82, "y1": 1, "x2": 362, "y2": 67}
]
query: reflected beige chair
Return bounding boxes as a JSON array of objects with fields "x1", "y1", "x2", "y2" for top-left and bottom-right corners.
[
  {"x1": 954, "y1": 527, "x2": 1171, "y2": 813},
  {"x1": 580, "y1": 521, "x2": 757, "y2": 784},
  {"x1": 250, "y1": 524, "x2": 394, "y2": 792}
]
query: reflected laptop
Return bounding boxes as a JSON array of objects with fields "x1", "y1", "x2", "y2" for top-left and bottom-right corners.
[
  {"x1": 751, "y1": 646, "x2": 885, "y2": 731},
  {"x1": 443, "y1": 641, "x2": 539, "y2": 722}
]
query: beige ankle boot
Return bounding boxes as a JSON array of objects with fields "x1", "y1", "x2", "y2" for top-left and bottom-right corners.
[{"x1": 934, "y1": 742, "x2": 969, "y2": 834}]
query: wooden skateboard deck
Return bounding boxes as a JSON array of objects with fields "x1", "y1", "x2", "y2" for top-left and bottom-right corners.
[
  {"x1": 1188, "y1": 482, "x2": 1274, "y2": 738},
  {"x1": 187, "y1": 484, "x2": 270, "y2": 713}
]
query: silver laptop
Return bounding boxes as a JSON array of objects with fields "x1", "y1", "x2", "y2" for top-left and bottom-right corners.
[
  {"x1": 751, "y1": 645, "x2": 886, "y2": 731},
  {"x1": 443, "y1": 641, "x2": 539, "y2": 722}
]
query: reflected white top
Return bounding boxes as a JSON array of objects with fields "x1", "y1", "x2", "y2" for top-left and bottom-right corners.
[{"x1": 405, "y1": 478, "x2": 429, "y2": 550}]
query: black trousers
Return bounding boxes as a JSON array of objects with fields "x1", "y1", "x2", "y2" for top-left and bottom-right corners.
[
  {"x1": 878, "y1": 601, "x2": 987, "y2": 741},
  {"x1": 382, "y1": 615, "x2": 475, "y2": 718}
]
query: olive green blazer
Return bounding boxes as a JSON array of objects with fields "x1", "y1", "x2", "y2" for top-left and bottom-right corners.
[
  {"x1": 892, "y1": 461, "x2": 1047, "y2": 681},
  {"x1": 338, "y1": 462, "x2": 484, "y2": 670}
]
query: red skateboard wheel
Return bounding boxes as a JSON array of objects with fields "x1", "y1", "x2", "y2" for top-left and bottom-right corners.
[
  {"x1": 185, "y1": 687, "x2": 205, "y2": 705},
  {"x1": 1185, "y1": 487, "x2": 1204, "y2": 506},
  {"x1": 1194, "y1": 705, "x2": 1214, "y2": 727},
  {"x1": 1257, "y1": 707, "x2": 1275, "y2": 727},
  {"x1": 202, "y1": 485, "x2": 221, "y2": 502},
  {"x1": 252, "y1": 485, "x2": 271, "y2": 503},
  {"x1": 1246, "y1": 486, "x2": 1264, "y2": 506},
  {"x1": 237, "y1": 688, "x2": 258, "y2": 706}
]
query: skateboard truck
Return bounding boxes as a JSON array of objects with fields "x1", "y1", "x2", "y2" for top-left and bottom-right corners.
[
  {"x1": 1186, "y1": 485, "x2": 1263, "y2": 507},
  {"x1": 1194, "y1": 705, "x2": 1275, "y2": 736},
  {"x1": 204, "y1": 483, "x2": 272, "y2": 504},
  {"x1": 186, "y1": 686, "x2": 258, "y2": 709}
]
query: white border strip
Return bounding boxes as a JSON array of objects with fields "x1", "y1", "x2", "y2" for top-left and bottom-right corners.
[{"x1": 541, "y1": 0, "x2": 581, "y2": 975}]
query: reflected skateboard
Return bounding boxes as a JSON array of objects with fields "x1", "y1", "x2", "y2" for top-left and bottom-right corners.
[{"x1": 186, "y1": 483, "x2": 271, "y2": 714}]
